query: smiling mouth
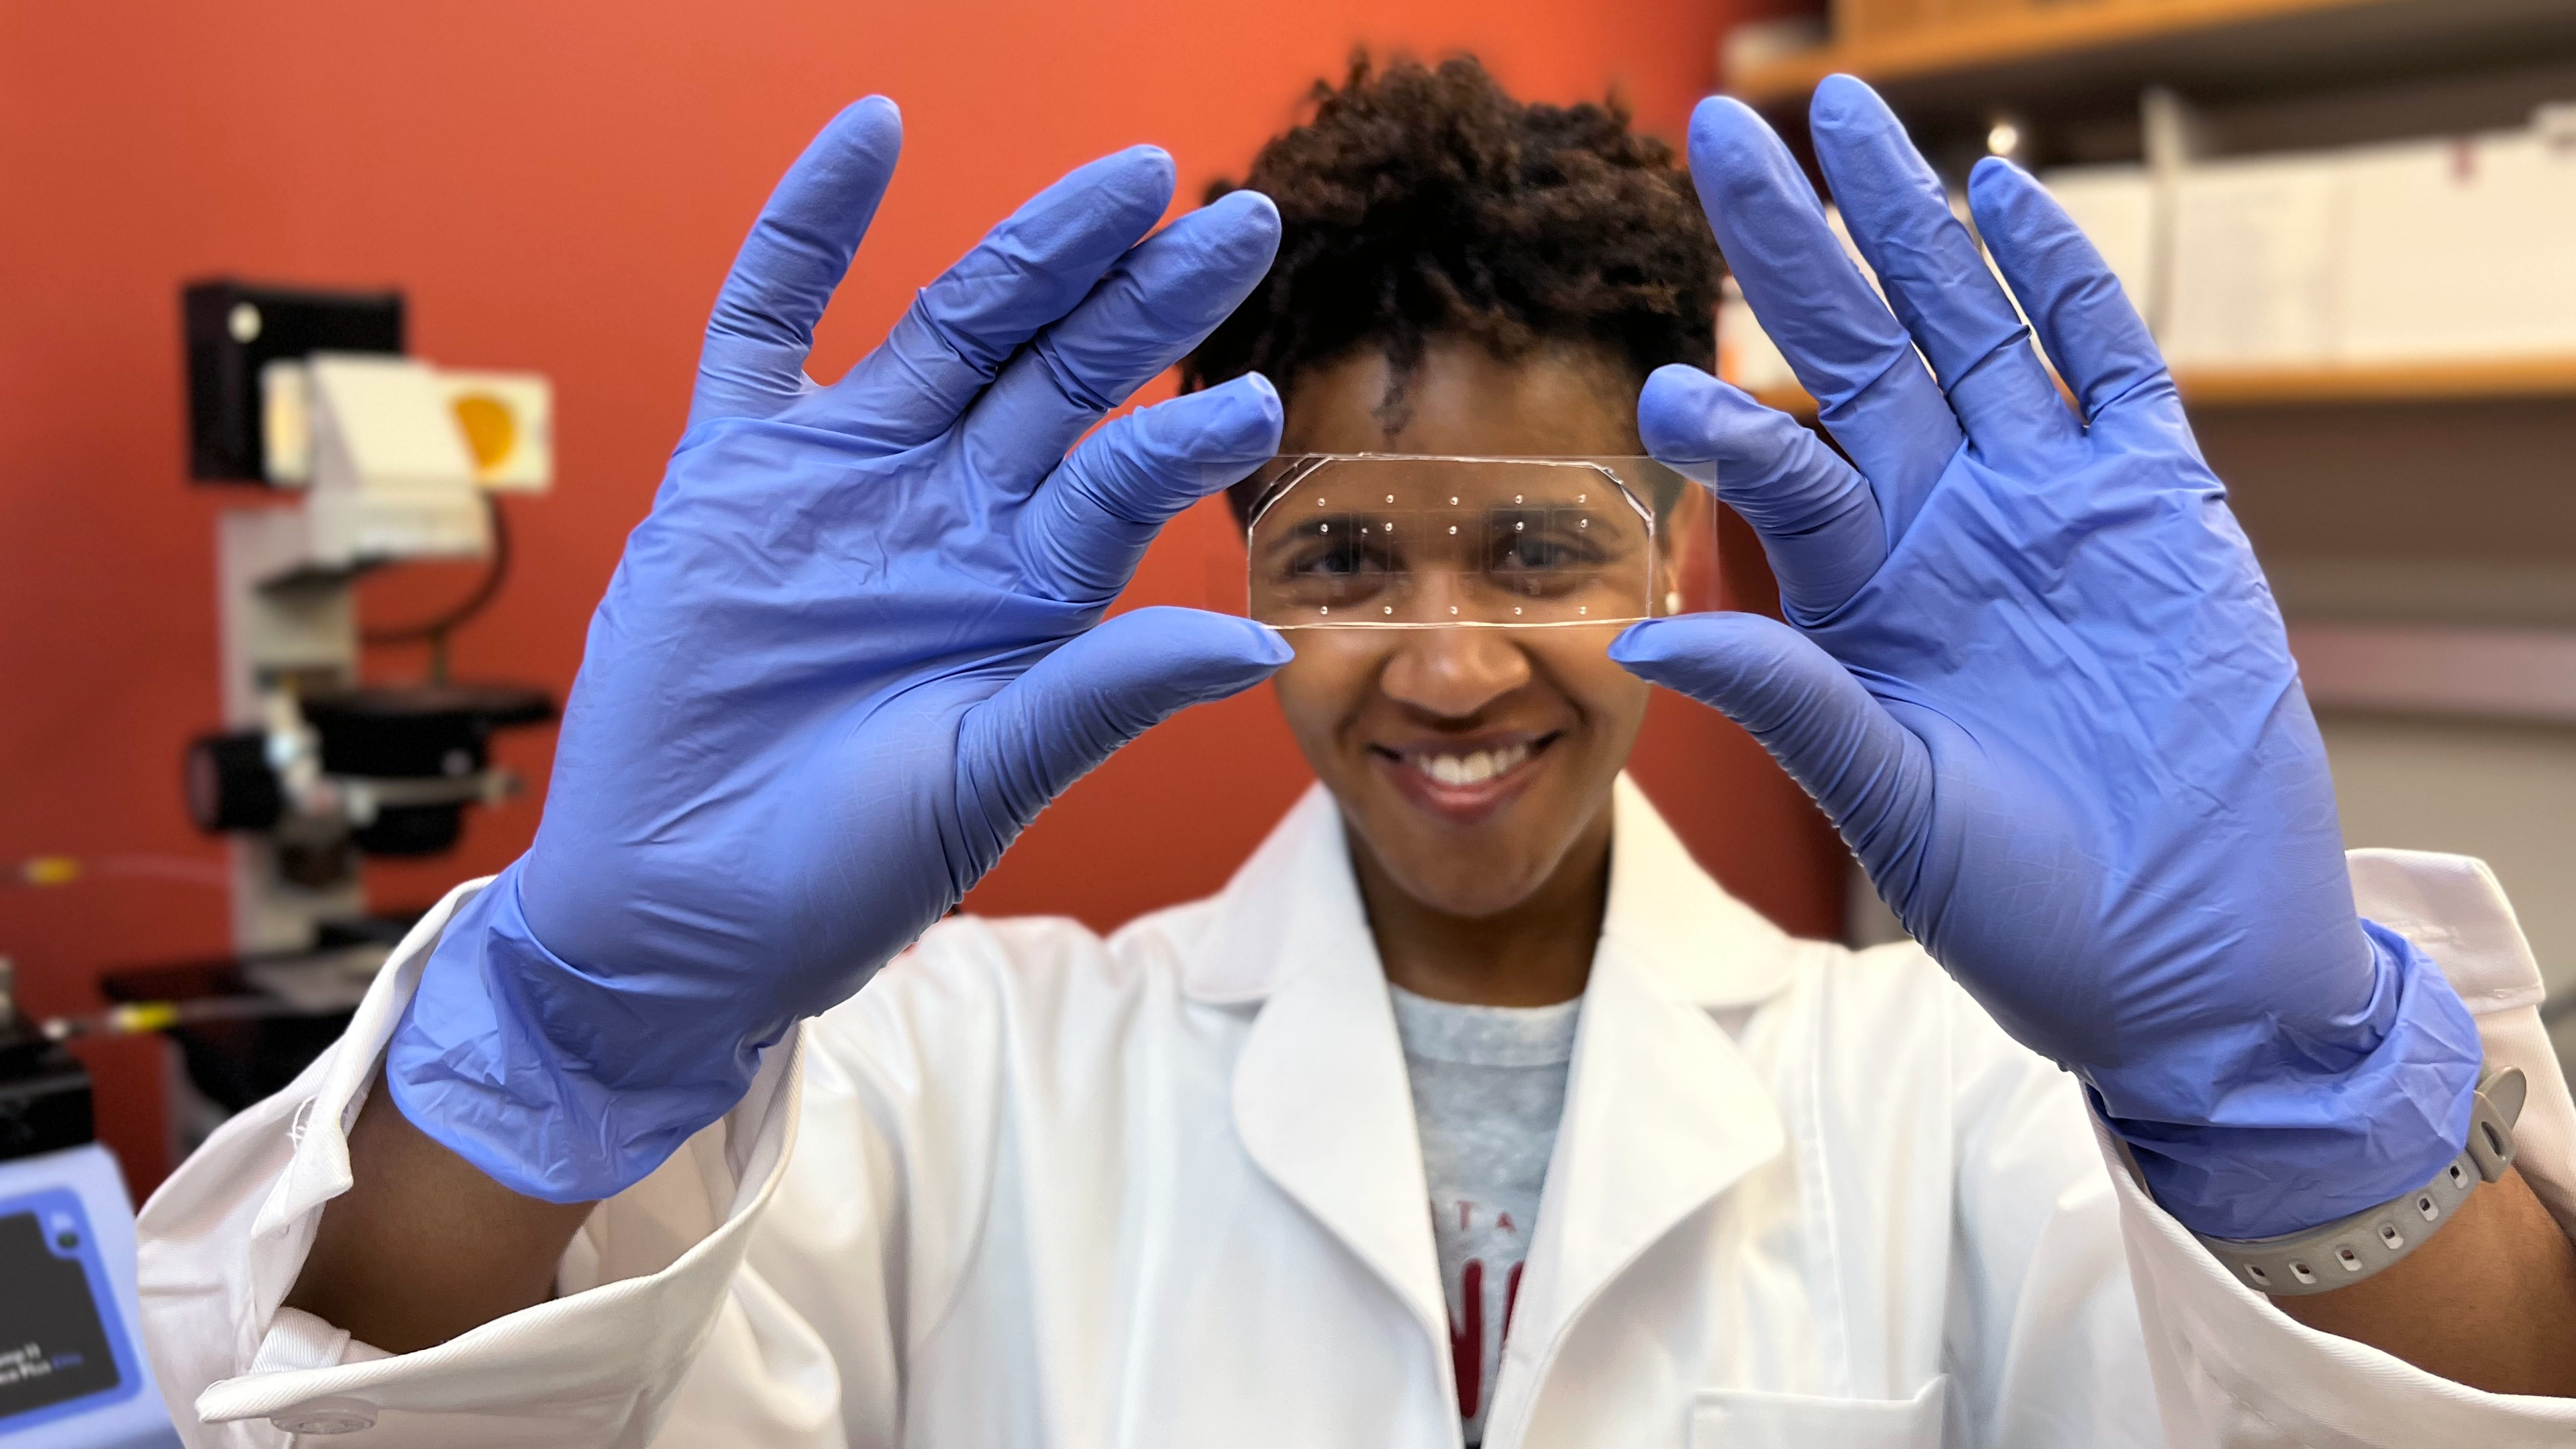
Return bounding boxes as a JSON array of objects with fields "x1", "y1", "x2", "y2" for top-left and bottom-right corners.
[
  {"x1": 1368, "y1": 732, "x2": 1562, "y2": 821},
  {"x1": 1404, "y1": 739, "x2": 1531, "y2": 785}
]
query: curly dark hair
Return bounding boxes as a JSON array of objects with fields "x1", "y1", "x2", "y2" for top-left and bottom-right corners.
[{"x1": 1180, "y1": 52, "x2": 1720, "y2": 477}]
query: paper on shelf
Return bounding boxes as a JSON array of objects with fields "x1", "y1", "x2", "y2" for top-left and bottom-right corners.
[
  {"x1": 2341, "y1": 129, "x2": 2576, "y2": 362},
  {"x1": 2163, "y1": 152, "x2": 2347, "y2": 368}
]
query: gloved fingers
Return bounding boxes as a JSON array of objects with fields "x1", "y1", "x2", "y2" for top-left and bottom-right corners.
[
  {"x1": 1608, "y1": 611, "x2": 1928, "y2": 864},
  {"x1": 1808, "y1": 77, "x2": 2079, "y2": 458},
  {"x1": 1638, "y1": 365, "x2": 1886, "y2": 619},
  {"x1": 962, "y1": 189, "x2": 1282, "y2": 489},
  {"x1": 1688, "y1": 95, "x2": 1962, "y2": 542},
  {"x1": 1020, "y1": 374, "x2": 1282, "y2": 603},
  {"x1": 690, "y1": 97, "x2": 904, "y2": 430},
  {"x1": 822, "y1": 146, "x2": 1178, "y2": 448},
  {"x1": 956, "y1": 607, "x2": 1292, "y2": 840},
  {"x1": 1965, "y1": 157, "x2": 2185, "y2": 438}
]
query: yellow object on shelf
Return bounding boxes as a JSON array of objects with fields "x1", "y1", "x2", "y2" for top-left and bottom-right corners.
[
  {"x1": 18, "y1": 855, "x2": 81, "y2": 886},
  {"x1": 106, "y1": 1003, "x2": 184, "y2": 1034}
]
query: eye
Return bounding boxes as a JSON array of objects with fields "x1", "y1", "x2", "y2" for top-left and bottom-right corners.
[
  {"x1": 1486, "y1": 512, "x2": 1607, "y2": 574},
  {"x1": 1497, "y1": 532, "x2": 1576, "y2": 571},
  {"x1": 1280, "y1": 514, "x2": 1400, "y2": 581},
  {"x1": 1267, "y1": 510, "x2": 1411, "y2": 601}
]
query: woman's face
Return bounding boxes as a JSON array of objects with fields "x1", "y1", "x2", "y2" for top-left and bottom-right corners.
[{"x1": 1269, "y1": 338, "x2": 1659, "y2": 919}]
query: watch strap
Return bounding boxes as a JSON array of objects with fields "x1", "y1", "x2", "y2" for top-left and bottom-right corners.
[{"x1": 2196, "y1": 1066, "x2": 2526, "y2": 1297}]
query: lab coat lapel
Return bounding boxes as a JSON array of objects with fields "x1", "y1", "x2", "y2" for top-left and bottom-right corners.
[
  {"x1": 1192, "y1": 778, "x2": 1808, "y2": 1407},
  {"x1": 1208, "y1": 788, "x2": 1451, "y2": 1345},
  {"x1": 1500, "y1": 779, "x2": 1796, "y2": 1421}
]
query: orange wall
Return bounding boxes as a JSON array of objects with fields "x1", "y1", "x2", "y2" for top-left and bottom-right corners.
[{"x1": 0, "y1": 0, "x2": 1841, "y2": 1196}]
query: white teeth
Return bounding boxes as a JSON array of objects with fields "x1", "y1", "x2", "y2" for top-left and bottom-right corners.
[{"x1": 1412, "y1": 742, "x2": 1531, "y2": 788}]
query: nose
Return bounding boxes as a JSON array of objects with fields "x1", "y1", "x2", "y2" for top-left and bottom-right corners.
[{"x1": 1378, "y1": 627, "x2": 1533, "y2": 719}]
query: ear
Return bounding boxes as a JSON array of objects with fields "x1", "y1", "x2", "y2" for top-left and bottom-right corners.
[{"x1": 1657, "y1": 483, "x2": 1720, "y2": 615}]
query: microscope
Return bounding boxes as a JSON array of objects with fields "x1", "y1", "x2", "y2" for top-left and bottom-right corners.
[
  {"x1": 179, "y1": 281, "x2": 556, "y2": 950},
  {"x1": 0, "y1": 274, "x2": 561, "y2": 1442},
  {"x1": 0, "y1": 280, "x2": 558, "y2": 1446},
  {"x1": 107, "y1": 280, "x2": 561, "y2": 1139}
]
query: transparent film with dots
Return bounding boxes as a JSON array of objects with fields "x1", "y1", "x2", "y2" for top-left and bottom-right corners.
[{"x1": 1238, "y1": 455, "x2": 1708, "y2": 629}]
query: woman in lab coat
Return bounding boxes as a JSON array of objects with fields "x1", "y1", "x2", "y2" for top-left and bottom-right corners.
[{"x1": 140, "y1": 59, "x2": 2576, "y2": 1448}]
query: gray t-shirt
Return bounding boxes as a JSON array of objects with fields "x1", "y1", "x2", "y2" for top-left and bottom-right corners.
[{"x1": 1388, "y1": 985, "x2": 1580, "y2": 1448}]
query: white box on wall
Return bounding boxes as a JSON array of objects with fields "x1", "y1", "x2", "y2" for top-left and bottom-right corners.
[
  {"x1": 2163, "y1": 152, "x2": 2347, "y2": 368},
  {"x1": 2341, "y1": 128, "x2": 2576, "y2": 361}
]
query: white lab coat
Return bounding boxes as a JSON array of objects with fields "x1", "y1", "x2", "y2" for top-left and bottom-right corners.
[{"x1": 138, "y1": 778, "x2": 2576, "y2": 1446}]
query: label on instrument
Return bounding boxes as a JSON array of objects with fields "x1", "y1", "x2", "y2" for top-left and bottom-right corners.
[{"x1": 0, "y1": 1187, "x2": 138, "y2": 1427}]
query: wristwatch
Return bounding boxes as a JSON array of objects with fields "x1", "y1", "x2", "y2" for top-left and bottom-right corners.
[{"x1": 2196, "y1": 1067, "x2": 2527, "y2": 1297}]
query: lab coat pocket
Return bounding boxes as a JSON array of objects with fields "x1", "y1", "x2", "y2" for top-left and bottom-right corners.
[{"x1": 1688, "y1": 1374, "x2": 1947, "y2": 1448}]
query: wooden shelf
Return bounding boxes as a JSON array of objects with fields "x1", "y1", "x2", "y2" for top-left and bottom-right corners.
[
  {"x1": 1729, "y1": 0, "x2": 2576, "y2": 132},
  {"x1": 1747, "y1": 356, "x2": 2576, "y2": 417},
  {"x1": 2177, "y1": 357, "x2": 2576, "y2": 406}
]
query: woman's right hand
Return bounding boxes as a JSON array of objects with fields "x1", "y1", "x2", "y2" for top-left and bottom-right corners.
[
  {"x1": 1612, "y1": 79, "x2": 2479, "y2": 1242},
  {"x1": 384, "y1": 97, "x2": 1292, "y2": 1203}
]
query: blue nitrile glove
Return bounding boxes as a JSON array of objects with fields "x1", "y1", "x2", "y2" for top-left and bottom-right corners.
[
  {"x1": 1612, "y1": 78, "x2": 2482, "y2": 1241},
  {"x1": 386, "y1": 99, "x2": 1294, "y2": 1202}
]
